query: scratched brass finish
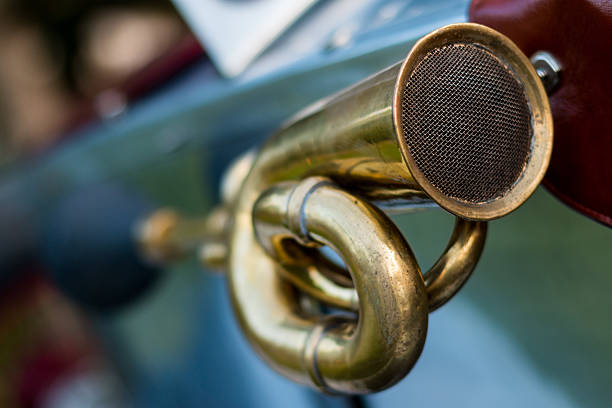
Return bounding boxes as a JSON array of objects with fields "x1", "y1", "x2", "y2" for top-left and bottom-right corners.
[
  {"x1": 135, "y1": 23, "x2": 553, "y2": 394},
  {"x1": 249, "y1": 177, "x2": 428, "y2": 392},
  {"x1": 253, "y1": 188, "x2": 486, "y2": 313}
]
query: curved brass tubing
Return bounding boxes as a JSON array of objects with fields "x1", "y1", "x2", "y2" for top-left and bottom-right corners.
[
  {"x1": 424, "y1": 218, "x2": 487, "y2": 311},
  {"x1": 224, "y1": 23, "x2": 552, "y2": 395},
  {"x1": 243, "y1": 177, "x2": 428, "y2": 394},
  {"x1": 254, "y1": 183, "x2": 486, "y2": 313},
  {"x1": 133, "y1": 23, "x2": 554, "y2": 395}
]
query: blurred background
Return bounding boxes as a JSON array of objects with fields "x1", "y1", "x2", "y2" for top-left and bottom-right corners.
[
  {"x1": 0, "y1": 2, "x2": 192, "y2": 407},
  {"x1": 0, "y1": 0, "x2": 189, "y2": 161}
]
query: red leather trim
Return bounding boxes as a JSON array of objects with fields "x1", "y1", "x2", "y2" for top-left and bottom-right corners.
[
  {"x1": 543, "y1": 179, "x2": 612, "y2": 227},
  {"x1": 470, "y1": 0, "x2": 612, "y2": 227}
]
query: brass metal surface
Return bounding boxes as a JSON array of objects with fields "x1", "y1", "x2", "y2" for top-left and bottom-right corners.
[
  {"x1": 135, "y1": 23, "x2": 553, "y2": 394},
  {"x1": 250, "y1": 177, "x2": 428, "y2": 393},
  {"x1": 136, "y1": 207, "x2": 229, "y2": 269},
  {"x1": 253, "y1": 186, "x2": 486, "y2": 313}
]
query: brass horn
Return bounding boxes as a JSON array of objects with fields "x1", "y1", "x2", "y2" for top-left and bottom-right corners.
[{"x1": 137, "y1": 23, "x2": 553, "y2": 394}]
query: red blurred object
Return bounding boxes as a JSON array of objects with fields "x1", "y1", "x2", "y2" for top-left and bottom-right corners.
[
  {"x1": 62, "y1": 33, "x2": 205, "y2": 136},
  {"x1": 469, "y1": 0, "x2": 612, "y2": 227},
  {"x1": 18, "y1": 347, "x2": 86, "y2": 408},
  {"x1": 120, "y1": 33, "x2": 205, "y2": 101},
  {"x1": 0, "y1": 271, "x2": 108, "y2": 408}
]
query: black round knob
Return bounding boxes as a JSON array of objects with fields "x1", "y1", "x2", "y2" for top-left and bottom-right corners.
[{"x1": 41, "y1": 184, "x2": 162, "y2": 313}]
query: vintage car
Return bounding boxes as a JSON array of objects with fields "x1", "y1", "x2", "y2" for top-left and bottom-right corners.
[{"x1": 0, "y1": 0, "x2": 610, "y2": 407}]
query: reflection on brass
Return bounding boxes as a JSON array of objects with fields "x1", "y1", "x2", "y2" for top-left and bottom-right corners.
[
  {"x1": 137, "y1": 23, "x2": 553, "y2": 394},
  {"x1": 253, "y1": 183, "x2": 486, "y2": 313},
  {"x1": 252, "y1": 177, "x2": 428, "y2": 393}
]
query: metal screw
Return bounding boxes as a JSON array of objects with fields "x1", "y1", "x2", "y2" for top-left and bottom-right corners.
[{"x1": 531, "y1": 51, "x2": 562, "y2": 94}]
